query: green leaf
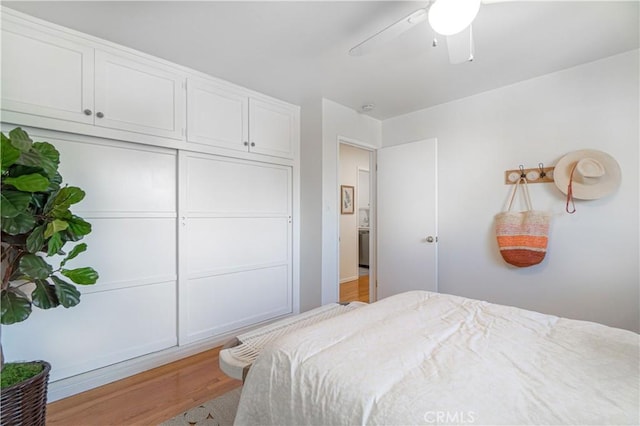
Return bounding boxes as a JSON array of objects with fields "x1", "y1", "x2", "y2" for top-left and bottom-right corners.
[
  {"x1": 44, "y1": 219, "x2": 69, "y2": 238},
  {"x1": 0, "y1": 289, "x2": 32, "y2": 325},
  {"x1": 15, "y1": 148, "x2": 44, "y2": 169},
  {"x1": 3, "y1": 173, "x2": 50, "y2": 192},
  {"x1": 0, "y1": 190, "x2": 31, "y2": 218},
  {"x1": 26, "y1": 224, "x2": 46, "y2": 253},
  {"x1": 61, "y1": 267, "x2": 98, "y2": 285},
  {"x1": 1, "y1": 134, "x2": 21, "y2": 171},
  {"x1": 49, "y1": 186, "x2": 85, "y2": 216},
  {"x1": 1, "y1": 212, "x2": 36, "y2": 235},
  {"x1": 51, "y1": 276, "x2": 81, "y2": 308},
  {"x1": 8, "y1": 128, "x2": 32, "y2": 152},
  {"x1": 31, "y1": 279, "x2": 59, "y2": 310},
  {"x1": 18, "y1": 254, "x2": 53, "y2": 280},
  {"x1": 61, "y1": 243, "x2": 87, "y2": 267},
  {"x1": 46, "y1": 232, "x2": 65, "y2": 256},
  {"x1": 32, "y1": 142, "x2": 60, "y2": 178},
  {"x1": 66, "y1": 215, "x2": 92, "y2": 240}
]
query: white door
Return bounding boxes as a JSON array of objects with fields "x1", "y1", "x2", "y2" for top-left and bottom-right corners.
[
  {"x1": 178, "y1": 152, "x2": 293, "y2": 344},
  {"x1": 94, "y1": 50, "x2": 185, "y2": 139},
  {"x1": 377, "y1": 139, "x2": 437, "y2": 299}
]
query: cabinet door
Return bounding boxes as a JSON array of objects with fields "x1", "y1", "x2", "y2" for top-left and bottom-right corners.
[
  {"x1": 186, "y1": 78, "x2": 249, "y2": 152},
  {"x1": 1, "y1": 20, "x2": 94, "y2": 124},
  {"x1": 179, "y1": 152, "x2": 292, "y2": 344},
  {"x1": 94, "y1": 51, "x2": 185, "y2": 140},
  {"x1": 249, "y1": 98, "x2": 296, "y2": 159}
]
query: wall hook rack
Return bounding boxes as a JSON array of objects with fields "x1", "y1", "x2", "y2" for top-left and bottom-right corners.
[{"x1": 504, "y1": 164, "x2": 555, "y2": 184}]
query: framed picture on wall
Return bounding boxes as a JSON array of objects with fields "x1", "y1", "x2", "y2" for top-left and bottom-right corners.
[{"x1": 341, "y1": 185, "x2": 355, "y2": 214}]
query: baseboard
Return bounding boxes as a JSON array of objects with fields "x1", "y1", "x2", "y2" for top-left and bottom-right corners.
[{"x1": 340, "y1": 275, "x2": 359, "y2": 284}]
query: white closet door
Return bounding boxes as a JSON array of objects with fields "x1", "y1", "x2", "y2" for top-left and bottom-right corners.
[
  {"x1": 1, "y1": 20, "x2": 94, "y2": 124},
  {"x1": 1, "y1": 134, "x2": 178, "y2": 382},
  {"x1": 179, "y1": 152, "x2": 292, "y2": 344}
]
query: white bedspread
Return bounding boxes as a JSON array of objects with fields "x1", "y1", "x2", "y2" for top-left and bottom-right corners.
[{"x1": 234, "y1": 291, "x2": 639, "y2": 425}]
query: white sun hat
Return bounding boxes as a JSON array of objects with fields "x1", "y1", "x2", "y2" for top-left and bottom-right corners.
[{"x1": 554, "y1": 149, "x2": 621, "y2": 200}]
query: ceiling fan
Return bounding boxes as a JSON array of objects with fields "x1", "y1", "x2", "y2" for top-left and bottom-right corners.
[{"x1": 348, "y1": 0, "x2": 507, "y2": 64}]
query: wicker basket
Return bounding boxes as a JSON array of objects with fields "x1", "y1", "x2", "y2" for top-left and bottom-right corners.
[{"x1": 0, "y1": 361, "x2": 51, "y2": 426}]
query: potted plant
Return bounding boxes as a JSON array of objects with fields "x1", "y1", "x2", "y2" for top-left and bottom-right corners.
[{"x1": 1, "y1": 127, "x2": 99, "y2": 425}]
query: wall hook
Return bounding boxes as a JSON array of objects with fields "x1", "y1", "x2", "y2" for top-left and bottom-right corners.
[{"x1": 538, "y1": 162, "x2": 546, "y2": 178}]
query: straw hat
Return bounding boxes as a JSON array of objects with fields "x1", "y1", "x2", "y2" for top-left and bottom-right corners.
[{"x1": 554, "y1": 149, "x2": 621, "y2": 200}]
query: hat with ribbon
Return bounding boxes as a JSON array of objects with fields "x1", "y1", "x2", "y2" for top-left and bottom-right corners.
[{"x1": 554, "y1": 149, "x2": 621, "y2": 212}]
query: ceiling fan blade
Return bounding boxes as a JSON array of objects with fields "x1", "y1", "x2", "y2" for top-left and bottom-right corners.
[
  {"x1": 349, "y1": 8, "x2": 428, "y2": 56},
  {"x1": 446, "y1": 25, "x2": 474, "y2": 64}
]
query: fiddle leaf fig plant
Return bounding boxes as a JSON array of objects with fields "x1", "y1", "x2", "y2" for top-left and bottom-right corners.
[{"x1": 1, "y1": 127, "x2": 99, "y2": 325}]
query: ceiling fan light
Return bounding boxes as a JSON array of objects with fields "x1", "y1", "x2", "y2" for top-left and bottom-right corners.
[{"x1": 428, "y1": 0, "x2": 481, "y2": 36}]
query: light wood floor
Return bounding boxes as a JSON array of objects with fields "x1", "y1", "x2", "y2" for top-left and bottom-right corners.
[
  {"x1": 46, "y1": 346, "x2": 241, "y2": 426},
  {"x1": 340, "y1": 272, "x2": 370, "y2": 303}
]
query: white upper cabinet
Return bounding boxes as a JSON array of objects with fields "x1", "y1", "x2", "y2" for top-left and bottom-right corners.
[
  {"x1": 187, "y1": 78, "x2": 297, "y2": 160},
  {"x1": 94, "y1": 51, "x2": 185, "y2": 140},
  {"x1": 1, "y1": 11, "x2": 185, "y2": 141},
  {"x1": 249, "y1": 98, "x2": 296, "y2": 159},
  {"x1": 2, "y1": 8, "x2": 298, "y2": 157},
  {"x1": 1, "y1": 20, "x2": 95, "y2": 125},
  {"x1": 186, "y1": 78, "x2": 248, "y2": 153}
]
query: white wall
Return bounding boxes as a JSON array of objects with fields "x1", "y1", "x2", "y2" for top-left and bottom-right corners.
[
  {"x1": 321, "y1": 99, "x2": 381, "y2": 304},
  {"x1": 299, "y1": 97, "x2": 323, "y2": 312},
  {"x1": 339, "y1": 144, "x2": 370, "y2": 282},
  {"x1": 382, "y1": 50, "x2": 639, "y2": 332}
]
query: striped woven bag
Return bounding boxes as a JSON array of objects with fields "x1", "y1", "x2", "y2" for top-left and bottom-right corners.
[{"x1": 495, "y1": 178, "x2": 551, "y2": 267}]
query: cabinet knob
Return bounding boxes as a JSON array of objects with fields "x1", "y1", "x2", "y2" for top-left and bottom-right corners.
[
  {"x1": 243, "y1": 141, "x2": 249, "y2": 146},
  {"x1": 83, "y1": 109, "x2": 92, "y2": 116},
  {"x1": 250, "y1": 142, "x2": 256, "y2": 147},
  {"x1": 426, "y1": 236, "x2": 435, "y2": 243},
  {"x1": 96, "y1": 112, "x2": 104, "y2": 118}
]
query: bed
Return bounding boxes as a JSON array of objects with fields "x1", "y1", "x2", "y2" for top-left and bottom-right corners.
[{"x1": 234, "y1": 291, "x2": 639, "y2": 425}]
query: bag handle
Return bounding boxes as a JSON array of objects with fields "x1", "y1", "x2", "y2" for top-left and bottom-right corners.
[{"x1": 507, "y1": 177, "x2": 533, "y2": 211}]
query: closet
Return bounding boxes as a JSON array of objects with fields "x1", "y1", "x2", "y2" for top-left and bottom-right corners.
[{"x1": 0, "y1": 7, "x2": 299, "y2": 400}]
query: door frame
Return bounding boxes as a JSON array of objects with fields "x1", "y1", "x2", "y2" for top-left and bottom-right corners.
[{"x1": 337, "y1": 136, "x2": 377, "y2": 303}]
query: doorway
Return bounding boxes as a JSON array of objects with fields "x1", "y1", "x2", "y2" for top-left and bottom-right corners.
[{"x1": 338, "y1": 142, "x2": 373, "y2": 303}]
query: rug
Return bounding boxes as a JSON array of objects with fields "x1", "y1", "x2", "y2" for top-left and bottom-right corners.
[{"x1": 160, "y1": 387, "x2": 242, "y2": 426}]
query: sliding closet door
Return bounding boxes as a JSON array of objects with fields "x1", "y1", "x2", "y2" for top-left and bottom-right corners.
[
  {"x1": 178, "y1": 152, "x2": 292, "y2": 344},
  {"x1": 2, "y1": 132, "x2": 178, "y2": 382}
]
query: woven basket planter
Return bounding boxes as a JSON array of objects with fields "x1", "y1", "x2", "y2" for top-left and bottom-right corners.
[{"x1": 0, "y1": 361, "x2": 51, "y2": 426}]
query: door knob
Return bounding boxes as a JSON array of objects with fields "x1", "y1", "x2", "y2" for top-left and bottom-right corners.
[{"x1": 426, "y1": 236, "x2": 435, "y2": 243}]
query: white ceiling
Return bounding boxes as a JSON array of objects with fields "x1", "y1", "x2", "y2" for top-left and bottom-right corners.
[{"x1": 3, "y1": 1, "x2": 639, "y2": 120}]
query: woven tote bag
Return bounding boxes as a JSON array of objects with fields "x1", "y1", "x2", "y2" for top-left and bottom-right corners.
[{"x1": 495, "y1": 178, "x2": 551, "y2": 267}]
